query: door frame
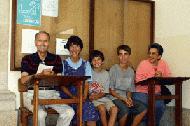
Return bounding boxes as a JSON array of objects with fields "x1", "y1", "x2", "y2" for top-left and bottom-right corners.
[{"x1": 89, "y1": 0, "x2": 155, "y2": 54}]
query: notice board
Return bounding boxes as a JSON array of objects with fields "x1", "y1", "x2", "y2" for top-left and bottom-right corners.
[{"x1": 11, "y1": 0, "x2": 90, "y2": 70}]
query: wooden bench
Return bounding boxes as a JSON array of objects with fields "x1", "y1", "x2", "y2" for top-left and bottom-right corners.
[
  {"x1": 18, "y1": 75, "x2": 90, "y2": 126},
  {"x1": 18, "y1": 78, "x2": 58, "y2": 126}
]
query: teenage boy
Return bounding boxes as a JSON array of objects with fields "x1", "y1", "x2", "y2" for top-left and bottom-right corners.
[{"x1": 109, "y1": 45, "x2": 147, "y2": 126}]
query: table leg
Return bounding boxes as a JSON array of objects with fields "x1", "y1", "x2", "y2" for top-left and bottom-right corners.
[
  {"x1": 77, "y1": 81, "x2": 83, "y2": 126},
  {"x1": 148, "y1": 80, "x2": 156, "y2": 126},
  {"x1": 33, "y1": 81, "x2": 39, "y2": 126},
  {"x1": 175, "y1": 82, "x2": 182, "y2": 126}
]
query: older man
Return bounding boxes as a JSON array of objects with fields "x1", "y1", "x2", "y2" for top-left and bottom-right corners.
[{"x1": 21, "y1": 31, "x2": 74, "y2": 126}]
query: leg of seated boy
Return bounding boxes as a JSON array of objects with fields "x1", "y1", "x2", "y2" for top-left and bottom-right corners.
[
  {"x1": 108, "y1": 106, "x2": 118, "y2": 126},
  {"x1": 132, "y1": 110, "x2": 147, "y2": 126},
  {"x1": 104, "y1": 99, "x2": 118, "y2": 126},
  {"x1": 97, "y1": 104, "x2": 107, "y2": 126},
  {"x1": 130, "y1": 100, "x2": 147, "y2": 126},
  {"x1": 112, "y1": 99, "x2": 129, "y2": 126}
]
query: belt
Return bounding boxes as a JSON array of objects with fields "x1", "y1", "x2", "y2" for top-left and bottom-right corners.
[
  {"x1": 28, "y1": 87, "x2": 54, "y2": 90},
  {"x1": 39, "y1": 87, "x2": 54, "y2": 90}
]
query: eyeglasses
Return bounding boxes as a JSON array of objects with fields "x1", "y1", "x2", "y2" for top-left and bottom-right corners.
[{"x1": 148, "y1": 52, "x2": 159, "y2": 55}]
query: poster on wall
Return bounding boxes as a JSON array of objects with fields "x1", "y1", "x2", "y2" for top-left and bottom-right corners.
[
  {"x1": 56, "y1": 38, "x2": 70, "y2": 55},
  {"x1": 21, "y1": 29, "x2": 39, "y2": 53},
  {"x1": 42, "y1": 0, "x2": 59, "y2": 17},
  {"x1": 17, "y1": 0, "x2": 41, "y2": 26}
]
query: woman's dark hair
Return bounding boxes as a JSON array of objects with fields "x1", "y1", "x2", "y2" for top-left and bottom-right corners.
[
  {"x1": 148, "y1": 43, "x2": 164, "y2": 56},
  {"x1": 66, "y1": 35, "x2": 83, "y2": 50},
  {"x1": 117, "y1": 44, "x2": 131, "y2": 55},
  {"x1": 89, "y1": 50, "x2": 105, "y2": 63}
]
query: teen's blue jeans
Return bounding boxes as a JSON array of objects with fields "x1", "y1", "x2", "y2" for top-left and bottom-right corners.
[{"x1": 133, "y1": 92, "x2": 166, "y2": 126}]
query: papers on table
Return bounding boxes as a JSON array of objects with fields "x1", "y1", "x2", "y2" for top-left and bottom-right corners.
[{"x1": 37, "y1": 64, "x2": 53, "y2": 74}]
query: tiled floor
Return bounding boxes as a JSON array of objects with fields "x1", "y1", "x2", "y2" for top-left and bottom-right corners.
[{"x1": 18, "y1": 107, "x2": 190, "y2": 126}]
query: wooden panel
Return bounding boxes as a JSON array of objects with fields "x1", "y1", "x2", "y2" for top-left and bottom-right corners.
[
  {"x1": 124, "y1": 0, "x2": 152, "y2": 69},
  {"x1": 94, "y1": 0, "x2": 154, "y2": 69},
  {"x1": 55, "y1": 0, "x2": 90, "y2": 59},
  {"x1": 15, "y1": 16, "x2": 56, "y2": 68},
  {"x1": 12, "y1": 0, "x2": 154, "y2": 70},
  {"x1": 94, "y1": 0, "x2": 124, "y2": 69},
  {"x1": 12, "y1": 0, "x2": 90, "y2": 70}
]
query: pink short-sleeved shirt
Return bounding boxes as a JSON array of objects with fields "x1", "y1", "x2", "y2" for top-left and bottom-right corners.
[{"x1": 135, "y1": 59, "x2": 171, "y2": 93}]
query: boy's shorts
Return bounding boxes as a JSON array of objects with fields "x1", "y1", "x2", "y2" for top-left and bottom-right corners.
[
  {"x1": 92, "y1": 97, "x2": 115, "y2": 111},
  {"x1": 113, "y1": 99, "x2": 147, "y2": 120}
]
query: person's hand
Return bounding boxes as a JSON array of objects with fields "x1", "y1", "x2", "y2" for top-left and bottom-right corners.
[
  {"x1": 89, "y1": 93, "x2": 98, "y2": 101},
  {"x1": 124, "y1": 97, "x2": 133, "y2": 107},
  {"x1": 155, "y1": 71, "x2": 162, "y2": 77},
  {"x1": 41, "y1": 69, "x2": 54, "y2": 75},
  {"x1": 89, "y1": 95, "x2": 94, "y2": 101},
  {"x1": 21, "y1": 75, "x2": 33, "y2": 84}
]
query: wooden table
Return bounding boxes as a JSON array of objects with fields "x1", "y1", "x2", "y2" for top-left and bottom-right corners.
[
  {"x1": 137, "y1": 77, "x2": 190, "y2": 126},
  {"x1": 27, "y1": 75, "x2": 90, "y2": 126}
]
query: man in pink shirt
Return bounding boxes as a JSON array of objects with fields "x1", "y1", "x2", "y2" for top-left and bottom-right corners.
[{"x1": 134, "y1": 43, "x2": 171, "y2": 126}]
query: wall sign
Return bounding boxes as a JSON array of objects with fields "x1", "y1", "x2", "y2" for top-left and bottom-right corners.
[{"x1": 17, "y1": 0, "x2": 41, "y2": 26}]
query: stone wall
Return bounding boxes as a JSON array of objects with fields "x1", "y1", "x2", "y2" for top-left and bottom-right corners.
[{"x1": 0, "y1": 0, "x2": 17, "y2": 125}]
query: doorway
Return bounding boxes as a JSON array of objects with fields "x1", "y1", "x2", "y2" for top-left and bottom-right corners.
[{"x1": 90, "y1": 0, "x2": 155, "y2": 69}]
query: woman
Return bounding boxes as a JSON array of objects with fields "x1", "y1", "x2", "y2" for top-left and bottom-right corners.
[
  {"x1": 60, "y1": 35, "x2": 99, "y2": 126},
  {"x1": 134, "y1": 43, "x2": 171, "y2": 126}
]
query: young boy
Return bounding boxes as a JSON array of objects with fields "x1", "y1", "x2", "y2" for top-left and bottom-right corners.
[
  {"x1": 89, "y1": 50, "x2": 118, "y2": 126},
  {"x1": 109, "y1": 45, "x2": 147, "y2": 126}
]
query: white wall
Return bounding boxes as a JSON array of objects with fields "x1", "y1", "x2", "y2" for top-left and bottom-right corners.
[
  {"x1": 8, "y1": 0, "x2": 21, "y2": 109},
  {"x1": 8, "y1": 0, "x2": 190, "y2": 109},
  {"x1": 154, "y1": 0, "x2": 190, "y2": 108}
]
